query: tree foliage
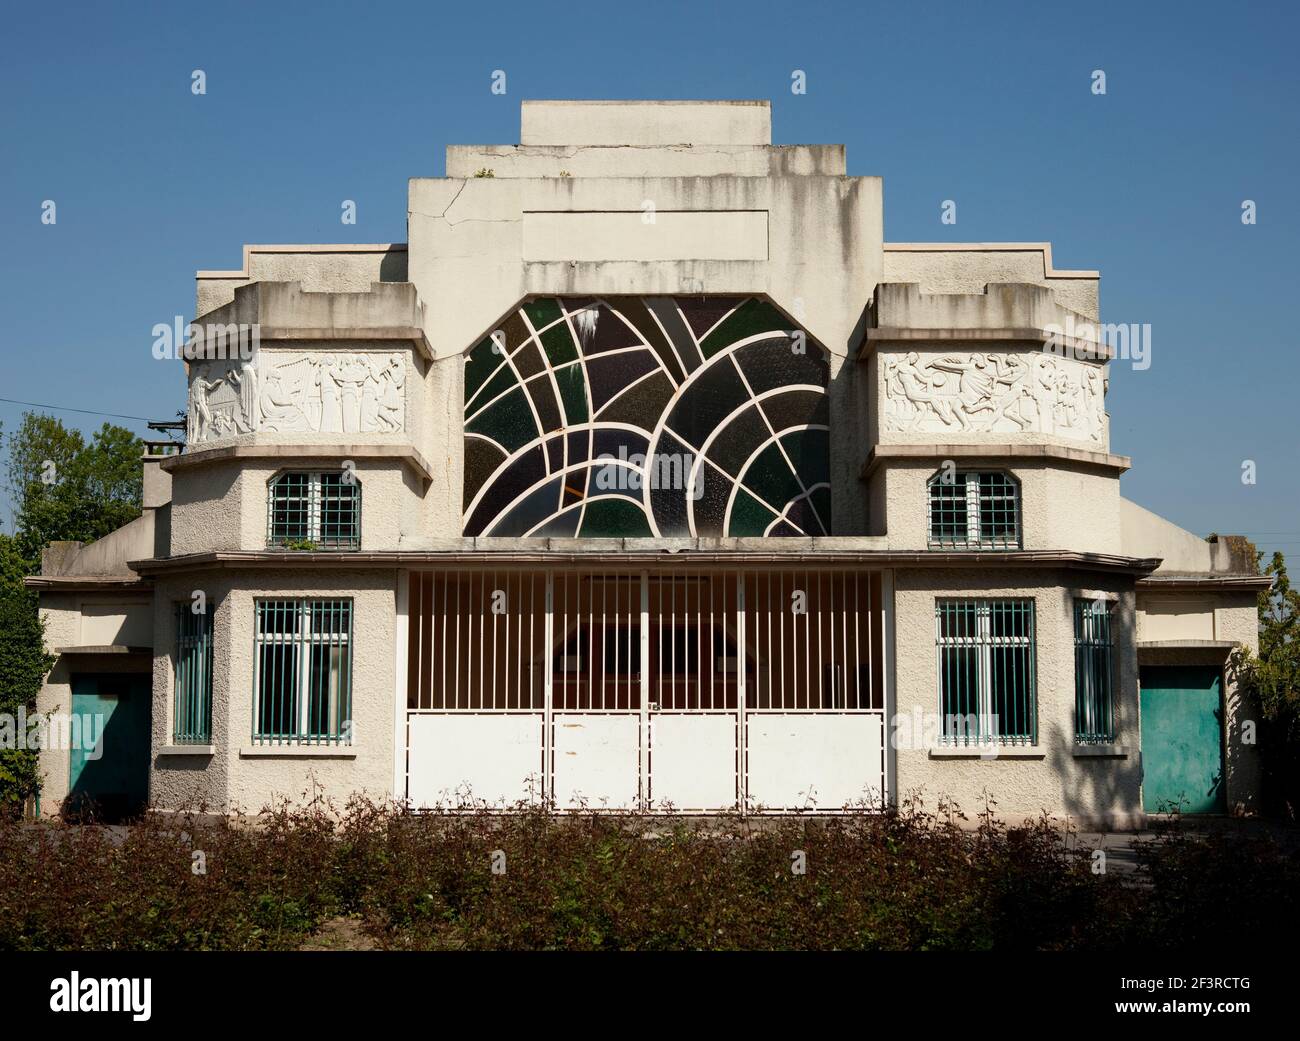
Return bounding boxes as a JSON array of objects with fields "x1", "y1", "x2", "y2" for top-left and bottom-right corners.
[
  {"x1": 1230, "y1": 551, "x2": 1300, "y2": 816},
  {"x1": 0, "y1": 414, "x2": 143, "y2": 808},
  {"x1": 3, "y1": 414, "x2": 142, "y2": 569}
]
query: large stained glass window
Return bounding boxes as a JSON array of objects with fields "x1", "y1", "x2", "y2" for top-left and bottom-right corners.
[{"x1": 463, "y1": 296, "x2": 831, "y2": 538}]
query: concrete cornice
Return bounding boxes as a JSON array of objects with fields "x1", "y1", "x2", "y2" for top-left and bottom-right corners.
[
  {"x1": 1137, "y1": 640, "x2": 1239, "y2": 650},
  {"x1": 859, "y1": 327, "x2": 1112, "y2": 361},
  {"x1": 128, "y1": 547, "x2": 1162, "y2": 577},
  {"x1": 882, "y1": 242, "x2": 1099, "y2": 279},
  {"x1": 255, "y1": 326, "x2": 432, "y2": 360},
  {"x1": 861, "y1": 443, "x2": 1131, "y2": 477},
  {"x1": 858, "y1": 281, "x2": 1110, "y2": 360},
  {"x1": 196, "y1": 244, "x2": 407, "y2": 280},
  {"x1": 24, "y1": 575, "x2": 151, "y2": 591},
  {"x1": 159, "y1": 442, "x2": 434, "y2": 483},
  {"x1": 1136, "y1": 574, "x2": 1273, "y2": 592},
  {"x1": 55, "y1": 645, "x2": 152, "y2": 655}
]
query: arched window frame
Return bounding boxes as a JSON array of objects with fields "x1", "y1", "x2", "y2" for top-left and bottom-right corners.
[
  {"x1": 927, "y1": 470, "x2": 1021, "y2": 550},
  {"x1": 267, "y1": 470, "x2": 362, "y2": 550}
]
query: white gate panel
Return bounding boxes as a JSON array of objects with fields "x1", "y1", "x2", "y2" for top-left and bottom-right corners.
[
  {"x1": 649, "y1": 714, "x2": 738, "y2": 811},
  {"x1": 407, "y1": 714, "x2": 543, "y2": 808},
  {"x1": 746, "y1": 713, "x2": 885, "y2": 811},
  {"x1": 552, "y1": 714, "x2": 640, "y2": 810}
]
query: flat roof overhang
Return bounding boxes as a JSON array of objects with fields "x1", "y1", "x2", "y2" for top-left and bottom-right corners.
[
  {"x1": 55, "y1": 644, "x2": 152, "y2": 656},
  {"x1": 24, "y1": 575, "x2": 152, "y2": 592},
  {"x1": 1136, "y1": 574, "x2": 1274, "y2": 593},
  {"x1": 861, "y1": 443, "x2": 1132, "y2": 478},
  {"x1": 129, "y1": 547, "x2": 1163, "y2": 577},
  {"x1": 160, "y1": 442, "x2": 434, "y2": 484}
]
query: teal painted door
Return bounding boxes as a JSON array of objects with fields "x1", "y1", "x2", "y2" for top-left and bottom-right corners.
[
  {"x1": 68, "y1": 673, "x2": 151, "y2": 821},
  {"x1": 1140, "y1": 666, "x2": 1226, "y2": 814}
]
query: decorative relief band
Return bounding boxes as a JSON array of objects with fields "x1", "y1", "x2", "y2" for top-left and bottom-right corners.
[
  {"x1": 881, "y1": 351, "x2": 1106, "y2": 443},
  {"x1": 186, "y1": 352, "x2": 406, "y2": 444}
]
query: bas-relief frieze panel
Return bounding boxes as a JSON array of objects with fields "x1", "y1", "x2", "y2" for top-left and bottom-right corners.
[
  {"x1": 881, "y1": 351, "x2": 1107, "y2": 443},
  {"x1": 186, "y1": 351, "x2": 406, "y2": 444}
]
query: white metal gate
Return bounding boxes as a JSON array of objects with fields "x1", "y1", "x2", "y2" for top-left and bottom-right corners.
[{"x1": 403, "y1": 569, "x2": 887, "y2": 813}]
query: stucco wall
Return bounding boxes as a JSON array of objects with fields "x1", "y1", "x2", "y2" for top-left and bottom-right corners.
[
  {"x1": 407, "y1": 171, "x2": 884, "y2": 538},
  {"x1": 447, "y1": 143, "x2": 846, "y2": 180},
  {"x1": 167, "y1": 457, "x2": 424, "y2": 554},
  {"x1": 1216, "y1": 592, "x2": 1263, "y2": 814},
  {"x1": 882, "y1": 244, "x2": 1099, "y2": 321},
  {"x1": 36, "y1": 592, "x2": 154, "y2": 815},
  {"x1": 196, "y1": 245, "x2": 408, "y2": 317},
  {"x1": 169, "y1": 460, "x2": 244, "y2": 554},
  {"x1": 1120, "y1": 497, "x2": 1229, "y2": 571},
  {"x1": 892, "y1": 567, "x2": 1142, "y2": 828},
  {"x1": 869, "y1": 460, "x2": 1122, "y2": 555},
  {"x1": 150, "y1": 570, "x2": 399, "y2": 814},
  {"x1": 1136, "y1": 589, "x2": 1262, "y2": 815}
]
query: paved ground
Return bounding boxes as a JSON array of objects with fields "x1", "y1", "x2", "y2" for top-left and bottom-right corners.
[{"x1": 1071, "y1": 816, "x2": 1300, "y2": 876}]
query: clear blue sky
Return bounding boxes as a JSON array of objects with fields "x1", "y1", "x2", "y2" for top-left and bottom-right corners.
[{"x1": 2, "y1": 0, "x2": 1297, "y2": 558}]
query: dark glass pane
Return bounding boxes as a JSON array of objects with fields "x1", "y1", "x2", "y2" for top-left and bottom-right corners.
[{"x1": 604, "y1": 627, "x2": 641, "y2": 674}]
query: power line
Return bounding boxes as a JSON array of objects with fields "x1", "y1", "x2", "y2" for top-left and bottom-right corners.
[{"x1": 0, "y1": 397, "x2": 155, "y2": 424}]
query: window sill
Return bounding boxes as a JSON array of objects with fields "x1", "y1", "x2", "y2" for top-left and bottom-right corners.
[
  {"x1": 925, "y1": 545, "x2": 1022, "y2": 552},
  {"x1": 264, "y1": 546, "x2": 361, "y2": 553},
  {"x1": 239, "y1": 745, "x2": 357, "y2": 759},
  {"x1": 1072, "y1": 744, "x2": 1129, "y2": 758},
  {"x1": 158, "y1": 744, "x2": 216, "y2": 756},
  {"x1": 928, "y1": 746, "x2": 1045, "y2": 760}
]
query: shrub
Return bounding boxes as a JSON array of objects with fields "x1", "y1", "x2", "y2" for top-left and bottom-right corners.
[{"x1": 0, "y1": 795, "x2": 1294, "y2": 951}]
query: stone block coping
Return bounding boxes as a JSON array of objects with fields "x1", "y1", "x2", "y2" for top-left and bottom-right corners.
[
  {"x1": 160, "y1": 442, "x2": 434, "y2": 484},
  {"x1": 1136, "y1": 574, "x2": 1274, "y2": 592},
  {"x1": 55, "y1": 645, "x2": 152, "y2": 655},
  {"x1": 861, "y1": 443, "x2": 1132, "y2": 477},
  {"x1": 129, "y1": 546, "x2": 1163, "y2": 577}
]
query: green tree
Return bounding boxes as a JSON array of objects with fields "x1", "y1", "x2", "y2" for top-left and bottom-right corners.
[
  {"x1": 0, "y1": 534, "x2": 54, "y2": 809},
  {"x1": 1230, "y1": 551, "x2": 1300, "y2": 817},
  {"x1": 0, "y1": 414, "x2": 143, "y2": 808},
  {"x1": 4, "y1": 414, "x2": 142, "y2": 570}
]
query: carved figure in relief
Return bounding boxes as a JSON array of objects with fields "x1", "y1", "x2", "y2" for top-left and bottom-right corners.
[
  {"x1": 373, "y1": 355, "x2": 405, "y2": 433},
  {"x1": 259, "y1": 366, "x2": 302, "y2": 429},
  {"x1": 187, "y1": 374, "x2": 222, "y2": 443},
  {"x1": 225, "y1": 361, "x2": 261, "y2": 433},
  {"x1": 186, "y1": 352, "x2": 407, "y2": 444},
  {"x1": 334, "y1": 358, "x2": 373, "y2": 435},
  {"x1": 882, "y1": 350, "x2": 1104, "y2": 441}
]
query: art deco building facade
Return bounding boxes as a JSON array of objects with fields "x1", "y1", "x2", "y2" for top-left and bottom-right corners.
[{"x1": 31, "y1": 101, "x2": 1268, "y2": 826}]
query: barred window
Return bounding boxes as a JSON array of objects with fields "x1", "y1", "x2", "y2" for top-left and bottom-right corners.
[
  {"x1": 928, "y1": 471, "x2": 1021, "y2": 549},
  {"x1": 253, "y1": 599, "x2": 353, "y2": 744},
  {"x1": 268, "y1": 472, "x2": 360, "y2": 549},
  {"x1": 174, "y1": 604, "x2": 213, "y2": 743},
  {"x1": 936, "y1": 599, "x2": 1037, "y2": 745},
  {"x1": 1074, "y1": 598, "x2": 1116, "y2": 743}
]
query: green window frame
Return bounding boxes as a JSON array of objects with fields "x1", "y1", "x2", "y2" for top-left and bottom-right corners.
[
  {"x1": 928, "y1": 471, "x2": 1021, "y2": 549},
  {"x1": 936, "y1": 599, "x2": 1037, "y2": 745},
  {"x1": 1074, "y1": 598, "x2": 1116, "y2": 743},
  {"x1": 174, "y1": 604, "x2": 214, "y2": 743},
  {"x1": 253, "y1": 599, "x2": 354, "y2": 744},
  {"x1": 268, "y1": 471, "x2": 361, "y2": 550}
]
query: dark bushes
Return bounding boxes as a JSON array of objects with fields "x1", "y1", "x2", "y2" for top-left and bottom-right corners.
[{"x1": 0, "y1": 794, "x2": 1294, "y2": 950}]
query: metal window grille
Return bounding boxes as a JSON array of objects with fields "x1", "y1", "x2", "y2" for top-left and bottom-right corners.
[
  {"x1": 928, "y1": 472, "x2": 1021, "y2": 549},
  {"x1": 936, "y1": 599, "x2": 1036, "y2": 744},
  {"x1": 405, "y1": 570, "x2": 886, "y2": 714},
  {"x1": 174, "y1": 604, "x2": 213, "y2": 743},
  {"x1": 253, "y1": 599, "x2": 353, "y2": 744},
  {"x1": 1074, "y1": 598, "x2": 1116, "y2": 743},
  {"x1": 268, "y1": 472, "x2": 360, "y2": 549}
]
